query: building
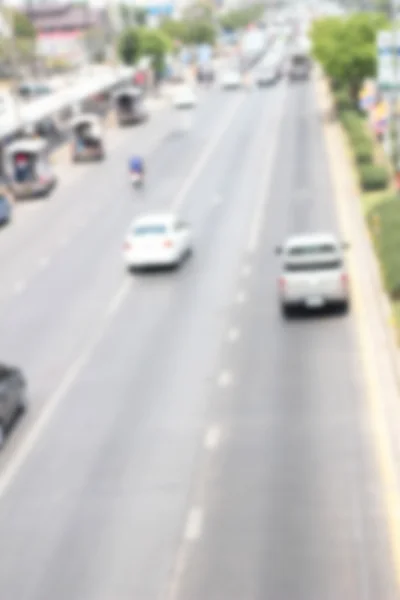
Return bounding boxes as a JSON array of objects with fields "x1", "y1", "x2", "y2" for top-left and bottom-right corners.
[{"x1": 23, "y1": 3, "x2": 111, "y2": 62}]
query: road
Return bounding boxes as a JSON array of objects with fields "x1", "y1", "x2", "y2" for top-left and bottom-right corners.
[{"x1": 0, "y1": 74, "x2": 397, "y2": 599}]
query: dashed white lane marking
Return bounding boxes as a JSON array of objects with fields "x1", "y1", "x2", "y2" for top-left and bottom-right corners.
[
  {"x1": 14, "y1": 280, "x2": 26, "y2": 294},
  {"x1": 218, "y1": 369, "x2": 234, "y2": 388},
  {"x1": 172, "y1": 94, "x2": 244, "y2": 211},
  {"x1": 106, "y1": 280, "x2": 132, "y2": 317},
  {"x1": 236, "y1": 290, "x2": 247, "y2": 304},
  {"x1": 227, "y1": 327, "x2": 240, "y2": 342},
  {"x1": 242, "y1": 263, "x2": 252, "y2": 277},
  {"x1": 184, "y1": 507, "x2": 203, "y2": 541},
  {"x1": 38, "y1": 256, "x2": 50, "y2": 269},
  {"x1": 204, "y1": 425, "x2": 221, "y2": 450}
]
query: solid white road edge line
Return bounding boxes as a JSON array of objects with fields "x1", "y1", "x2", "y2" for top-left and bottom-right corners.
[
  {"x1": 172, "y1": 94, "x2": 245, "y2": 211},
  {"x1": 184, "y1": 507, "x2": 203, "y2": 541},
  {"x1": 106, "y1": 280, "x2": 131, "y2": 317},
  {"x1": 0, "y1": 279, "x2": 134, "y2": 500}
]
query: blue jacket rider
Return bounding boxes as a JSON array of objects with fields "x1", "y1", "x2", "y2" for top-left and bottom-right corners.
[{"x1": 129, "y1": 156, "x2": 145, "y2": 174}]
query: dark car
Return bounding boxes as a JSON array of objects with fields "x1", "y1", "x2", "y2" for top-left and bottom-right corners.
[
  {"x1": 0, "y1": 363, "x2": 27, "y2": 447},
  {"x1": 289, "y1": 55, "x2": 311, "y2": 81},
  {"x1": 0, "y1": 189, "x2": 12, "y2": 226}
]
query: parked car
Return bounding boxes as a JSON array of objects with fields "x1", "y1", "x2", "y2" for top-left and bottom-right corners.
[{"x1": 0, "y1": 363, "x2": 27, "y2": 447}]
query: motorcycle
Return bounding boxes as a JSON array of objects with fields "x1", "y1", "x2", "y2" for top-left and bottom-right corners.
[{"x1": 130, "y1": 171, "x2": 144, "y2": 188}]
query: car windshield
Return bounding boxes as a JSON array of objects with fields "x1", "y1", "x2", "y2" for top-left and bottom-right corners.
[
  {"x1": 288, "y1": 243, "x2": 337, "y2": 255},
  {"x1": 133, "y1": 225, "x2": 167, "y2": 236},
  {"x1": 284, "y1": 259, "x2": 343, "y2": 272}
]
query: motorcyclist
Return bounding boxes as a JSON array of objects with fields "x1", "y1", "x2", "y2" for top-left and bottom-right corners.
[{"x1": 129, "y1": 155, "x2": 145, "y2": 177}]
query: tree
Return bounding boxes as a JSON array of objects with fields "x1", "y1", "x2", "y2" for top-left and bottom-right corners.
[
  {"x1": 133, "y1": 7, "x2": 147, "y2": 26},
  {"x1": 160, "y1": 18, "x2": 187, "y2": 43},
  {"x1": 182, "y1": 1, "x2": 214, "y2": 22},
  {"x1": 219, "y1": 4, "x2": 264, "y2": 31},
  {"x1": 139, "y1": 27, "x2": 171, "y2": 77},
  {"x1": 183, "y1": 20, "x2": 216, "y2": 45},
  {"x1": 13, "y1": 10, "x2": 36, "y2": 39},
  {"x1": 118, "y1": 26, "x2": 141, "y2": 65},
  {"x1": 311, "y1": 13, "x2": 389, "y2": 101}
]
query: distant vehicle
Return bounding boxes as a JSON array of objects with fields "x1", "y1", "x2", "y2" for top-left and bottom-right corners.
[
  {"x1": 16, "y1": 80, "x2": 57, "y2": 100},
  {"x1": 0, "y1": 363, "x2": 27, "y2": 447},
  {"x1": 275, "y1": 232, "x2": 350, "y2": 316},
  {"x1": 123, "y1": 213, "x2": 192, "y2": 270},
  {"x1": 173, "y1": 85, "x2": 197, "y2": 109},
  {"x1": 220, "y1": 70, "x2": 242, "y2": 89},
  {"x1": 114, "y1": 87, "x2": 148, "y2": 127},
  {"x1": 256, "y1": 66, "x2": 280, "y2": 86},
  {"x1": 4, "y1": 138, "x2": 57, "y2": 200},
  {"x1": 0, "y1": 187, "x2": 12, "y2": 225},
  {"x1": 70, "y1": 114, "x2": 105, "y2": 162},
  {"x1": 289, "y1": 53, "x2": 311, "y2": 80}
]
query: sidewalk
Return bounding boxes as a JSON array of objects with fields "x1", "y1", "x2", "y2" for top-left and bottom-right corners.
[{"x1": 315, "y1": 69, "x2": 400, "y2": 387}]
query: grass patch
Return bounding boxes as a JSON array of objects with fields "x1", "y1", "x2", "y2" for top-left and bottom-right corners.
[
  {"x1": 367, "y1": 195, "x2": 400, "y2": 301},
  {"x1": 361, "y1": 190, "x2": 394, "y2": 215}
]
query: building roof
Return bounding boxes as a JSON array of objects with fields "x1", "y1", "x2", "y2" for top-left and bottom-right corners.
[{"x1": 24, "y1": 3, "x2": 108, "y2": 32}]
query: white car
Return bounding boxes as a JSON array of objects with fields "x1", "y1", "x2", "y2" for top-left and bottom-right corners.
[
  {"x1": 220, "y1": 70, "x2": 242, "y2": 89},
  {"x1": 123, "y1": 213, "x2": 192, "y2": 270},
  {"x1": 275, "y1": 232, "x2": 350, "y2": 316},
  {"x1": 173, "y1": 85, "x2": 197, "y2": 109}
]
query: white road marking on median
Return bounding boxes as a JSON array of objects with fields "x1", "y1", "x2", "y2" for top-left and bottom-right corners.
[
  {"x1": 38, "y1": 256, "x2": 50, "y2": 269},
  {"x1": 184, "y1": 507, "x2": 203, "y2": 541},
  {"x1": 236, "y1": 290, "x2": 247, "y2": 304},
  {"x1": 172, "y1": 95, "x2": 244, "y2": 211},
  {"x1": 106, "y1": 280, "x2": 131, "y2": 317},
  {"x1": 204, "y1": 425, "x2": 221, "y2": 450},
  {"x1": 218, "y1": 369, "x2": 233, "y2": 388},
  {"x1": 14, "y1": 280, "x2": 26, "y2": 294},
  {"x1": 242, "y1": 263, "x2": 252, "y2": 277},
  {"x1": 227, "y1": 327, "x2": 240, "y2": 342}
]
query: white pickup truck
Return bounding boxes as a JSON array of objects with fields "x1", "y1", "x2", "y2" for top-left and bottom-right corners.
[{"x1": 276, "y1": 232, "x2": 350, "y2": 316}]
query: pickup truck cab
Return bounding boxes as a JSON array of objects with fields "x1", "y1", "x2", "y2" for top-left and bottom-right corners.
[
  {"x1": 0, "y1": 363, "x2": 27, "y2": 447},
  {"x1": 276, "y1": 232, "x2": 350, "y2": 316}
]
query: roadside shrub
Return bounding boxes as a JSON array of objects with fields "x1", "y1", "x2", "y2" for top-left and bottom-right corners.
[
  {"x1": 359, "y1": 164, "x2": 390, "y2": 191},
  {"x1": 334, "y1": 88, "x2": 353, "y2": 113},
  {"x1": 353, "y1": 140, "x2": 373, "y2": 164},
  {"x1": 367, "y1": 197, "x2": 400, "y2": 298}
]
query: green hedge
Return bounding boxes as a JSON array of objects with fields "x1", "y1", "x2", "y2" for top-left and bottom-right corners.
[
  {"x1": 359, "y1": 164, "x2": 390, "y2": 191},
  {"x1": 353, "y1": 139, "x2": 373, "y2": 165},
  {"x1": 334, "y1": 88, "x2": 353, "y2": 112},
  {"x1": 335, "y1": 91, "x2": 390, "y2": 192},
  {"x1": 367, "y1": 197, "x2": 400, "y2": 298}
]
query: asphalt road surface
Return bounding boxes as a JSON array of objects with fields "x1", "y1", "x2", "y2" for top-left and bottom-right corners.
[{"x1": 0, "y1": 75, "x2": 397, "y2": 600}]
